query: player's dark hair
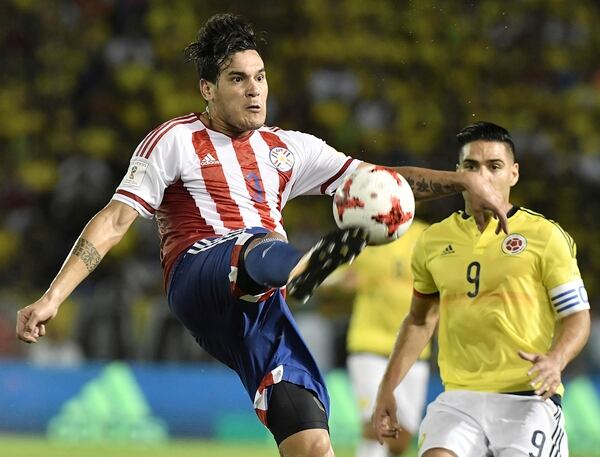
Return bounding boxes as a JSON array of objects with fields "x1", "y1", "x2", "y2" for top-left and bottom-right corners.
[
  {"x1": 184, "y1": 14, "x2": 262, "y2": 83},
  {"x1": 457, "y1": 121, "x2": 516, "y2": 160}
]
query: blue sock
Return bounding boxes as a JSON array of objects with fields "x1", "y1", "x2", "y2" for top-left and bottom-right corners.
[{"x1": 244, "y1": 240, "x2": 303, "y2": 287}]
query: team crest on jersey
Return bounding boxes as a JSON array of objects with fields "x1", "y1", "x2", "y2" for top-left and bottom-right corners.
[
  {"x1": 502, "y1": 233, "x2": 527, "y2": 255},
  {"x1": 269, "y1": 147, "x2": 295, "y2": 172}
]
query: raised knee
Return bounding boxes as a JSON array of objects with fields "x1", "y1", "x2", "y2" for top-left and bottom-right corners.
[
  {"x1": 245, "y1": 231, "x2": 286, "y2": 255},
  {"x1": 304, "y1": 433, "x2": 332, "y2": 457},
  {"x1": 279, "y1": 430, "x2": 332, "y2": 457}
]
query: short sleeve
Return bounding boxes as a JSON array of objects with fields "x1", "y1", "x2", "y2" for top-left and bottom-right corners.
[
  {"x1": 542, "y1": 223, "x2": 590, "y2": 318},
  {"x1": 112, "y1": 128, "x2": 182, "y2": 219},
  {"x1": 287, "y1": 133, "x2": 361, "y2": 198},
  {"x1": 411, "y1": 230, "x2": 438, "y2": 295}
]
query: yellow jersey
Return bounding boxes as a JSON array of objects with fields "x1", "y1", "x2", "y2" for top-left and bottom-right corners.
[
  {"x1": 347, "y1": 219, "x2": 431, "y2": 359},
  {"x1": 412, "y1": 207, "x2": 589, "y2": 394}
]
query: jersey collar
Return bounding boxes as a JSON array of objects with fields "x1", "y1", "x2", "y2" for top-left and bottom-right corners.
[{"x1": 460, "y1": 205, "x2": 520, "y2": 220}]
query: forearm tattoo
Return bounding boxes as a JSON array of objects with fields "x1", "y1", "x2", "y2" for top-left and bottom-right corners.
[
  {"x1": 404, "y1": 176, "x2": 462, "y2": 199},
  {"x1": 72, "y1": 238, "x2": 102, "y2": 273}
]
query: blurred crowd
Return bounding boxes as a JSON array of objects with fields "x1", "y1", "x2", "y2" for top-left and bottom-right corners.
[{"x1": 1, "y1": 0, "x2": 599, "y2": 373}]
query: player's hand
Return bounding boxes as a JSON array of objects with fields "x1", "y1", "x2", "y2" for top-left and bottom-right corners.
[
  {"x1": 463, "y1": 173, "x2": 509, "y2": 234},
  {"x1": 518, "y1": 350, "x2": 563, "y2": 400},
  {"x1": 16, "y1": 298, "x2": 59, "y2": 343},
  {"x1": 372, "y1": 386, "x2": 401, "y2": 444}
]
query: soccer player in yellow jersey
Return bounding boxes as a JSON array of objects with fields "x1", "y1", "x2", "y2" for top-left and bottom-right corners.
[
  {"x1": 341, "y1": 219, "x2": 430, "y2": 457},
  {"x1": 372, "y1": 122, "x2": 591, "y2": 457}
]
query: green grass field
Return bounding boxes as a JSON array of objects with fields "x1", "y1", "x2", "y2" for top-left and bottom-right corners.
[
  {"x1": 2, "y1": 435, "x2": 598, "y2": 457},
  {"x1": 0, "y1": 435, "x2": 367, "y2": 457}
]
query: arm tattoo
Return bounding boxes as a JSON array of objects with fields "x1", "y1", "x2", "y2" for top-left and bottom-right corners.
[
  {"x1": 72, "y1": 238, "x2": 102, "y2": 273},
  {"x1": 430, "y1": 181, "x2": 462, "y2": 195},
  {"x1": 405, "y1": 177, "x2": 462, "y2": 199}
]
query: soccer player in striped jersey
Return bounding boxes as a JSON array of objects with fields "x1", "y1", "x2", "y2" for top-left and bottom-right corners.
[
  {"x1": 17, "y1": 15, "x2": 508, "y2": 457},
  {"x1": 373, "y1": 122, "x2": 591, "y2": 457}
]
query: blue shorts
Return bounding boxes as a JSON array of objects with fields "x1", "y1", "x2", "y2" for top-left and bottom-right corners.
[{"x1": 166, "y1": 228, "x2": 330, "y2": 426}]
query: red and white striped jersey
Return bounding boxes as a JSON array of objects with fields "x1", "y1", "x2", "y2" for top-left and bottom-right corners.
[{"x1": 112, "y1": 113, "x2": 361, "y2": 283}]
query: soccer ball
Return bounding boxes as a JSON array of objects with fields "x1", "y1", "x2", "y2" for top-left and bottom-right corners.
[{"x1": 333, "y1": 166, "x2": 415, "y2": 245}]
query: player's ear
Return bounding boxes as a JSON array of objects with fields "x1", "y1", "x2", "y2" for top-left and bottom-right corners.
[
  {"x1": 199, "y1": 79, "x2": 214, "y2": 102},
  {"x1": 510, "y1": 162, "x2": 519, "y2": 187}
]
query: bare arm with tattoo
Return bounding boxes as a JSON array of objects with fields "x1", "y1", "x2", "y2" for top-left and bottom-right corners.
[
  {"x1": 357, "y1": 163, "x2": 509, "y2": 233},
  {"x1": 72, "y1": 238, "x2": 102, "y2": 273},
  {"x1": 16, "y1": 200, "x2": 139, "y2": 343}
]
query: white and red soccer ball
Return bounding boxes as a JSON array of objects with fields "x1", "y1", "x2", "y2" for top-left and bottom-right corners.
[{"x1": 333, "y1": 166, "x2": 415, "y2": 245}]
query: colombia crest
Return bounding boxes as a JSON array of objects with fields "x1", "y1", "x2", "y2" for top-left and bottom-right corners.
[{"x1": 502, "y1": 233, "x2": 527, "y2": 255}]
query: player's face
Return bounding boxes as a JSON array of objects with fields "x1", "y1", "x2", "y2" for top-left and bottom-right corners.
[
  {"x1": 200, "y1": 50, "x2": 268, "y2": 137},
  {"x1": 458, "y1": 140, "x2": 519, "y2": 208}
]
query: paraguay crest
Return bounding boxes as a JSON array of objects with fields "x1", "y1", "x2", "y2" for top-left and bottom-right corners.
[
  {"x1": 269, "y1": 147, "x2": 295, "y2": 172},
  {"x1": 502, "y1": 233, "x2": 527, "y2": 255}
]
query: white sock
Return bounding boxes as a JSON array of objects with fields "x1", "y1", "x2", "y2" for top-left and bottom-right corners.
[{"x1": 356, "y1": 438, "x2": 389, "y2": 457}]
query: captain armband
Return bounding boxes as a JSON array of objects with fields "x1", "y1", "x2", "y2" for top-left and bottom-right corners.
[{"x1": 549, "y1": 279, "x2": 590, "y2": 318}]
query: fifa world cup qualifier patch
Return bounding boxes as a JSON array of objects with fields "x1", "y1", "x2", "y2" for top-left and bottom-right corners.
[
  {"x1": 502, "y1": 233, "x2": 527, "y2": 255},
  {"x1": 123, "y1": 159, "x2": 149, "y2": 187}
]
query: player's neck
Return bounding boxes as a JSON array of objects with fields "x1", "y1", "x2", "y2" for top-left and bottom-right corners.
[{"x1": 199, "y1": 111, "x2": 253, "y2": 139}]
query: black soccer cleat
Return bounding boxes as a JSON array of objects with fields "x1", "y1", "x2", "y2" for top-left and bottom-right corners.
[{"x1": 286, "y1": 227, "x2": 368, "y2": 303}]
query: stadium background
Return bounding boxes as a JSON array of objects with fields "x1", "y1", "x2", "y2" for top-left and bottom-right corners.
[{"x1": 1, "y1": 0, "x2": 599, "y2": 455}]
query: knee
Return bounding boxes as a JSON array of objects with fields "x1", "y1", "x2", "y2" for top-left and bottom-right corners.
[
  {"x1": 305, "y1": 433, "x2": 332, "y2": 457},
  {"x1": 388, "y1": 439, "x2": 410, "y2": 456},
  {"x1": 386, "y1": 431, "x2": 412, "y2": 456},
  {"x1": 295, "y1": 433, "x2": 331, "y2": 457},
  {"x1": 422, "y1": 448, "x2": 458, "y2": 457},
  {"x1": 279, "y1": 430, "x2": 333, "y2": 457},
  {"x1": 245, "y1": 231, "x2": 287, "y2": 255}
]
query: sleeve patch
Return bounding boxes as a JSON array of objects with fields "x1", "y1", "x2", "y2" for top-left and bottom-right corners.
[{"x1": 123, "y1": 159, "x2": 149, "y2": 188}]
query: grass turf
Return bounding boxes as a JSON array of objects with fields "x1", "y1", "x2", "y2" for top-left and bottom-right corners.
[
  {"x1": 0, "y1": 435, "x2": 362, "y2": 457},
  {"x1": 2, "y1": 435, "x2": 598, "y2": 457}
]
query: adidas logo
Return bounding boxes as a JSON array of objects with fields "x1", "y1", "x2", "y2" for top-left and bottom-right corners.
[
  {"x1": 47, "y1": 362, "x2": 168, "y2": 443},
  {"x1": 200, "y1": 153, "x2": 220, "y2": 166},
  {"x1": 442, "y1": 244, "x2": 455, "y2": 255}
]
